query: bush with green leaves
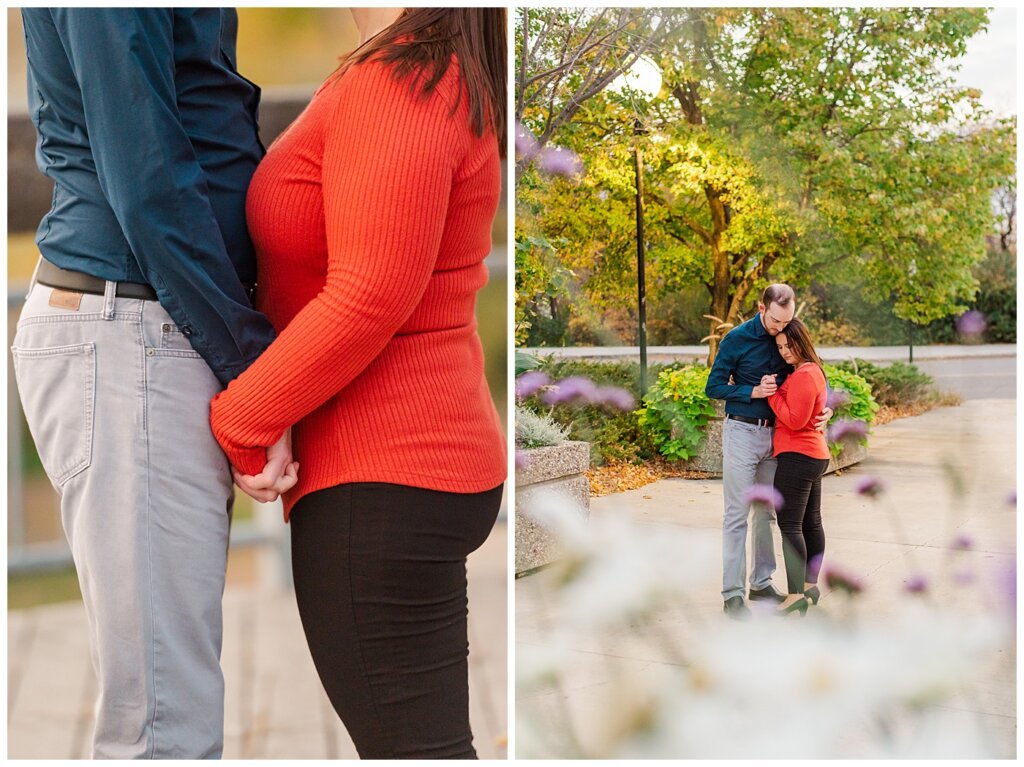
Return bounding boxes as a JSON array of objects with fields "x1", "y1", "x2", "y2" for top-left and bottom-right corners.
[
  {"x1": 831, "y1": 359, "x2": 933, "y2": 409},
  {"x1": 637, "y1": 365, "x2": 717, "y2": 461},
  {"x1": 823, "y1": 364, "x2": 879, "y2": 424},
  {"x1": 517, "y1": 358, "x2": 672, "y2": 464}
]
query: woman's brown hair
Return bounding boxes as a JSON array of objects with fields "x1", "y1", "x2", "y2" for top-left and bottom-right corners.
[
  {"x1": 334, "y1": 9, "x2": 506, "y2": 155},
  {"x1": 780, "y1": 318, "x2": 824, "y2": 372}
]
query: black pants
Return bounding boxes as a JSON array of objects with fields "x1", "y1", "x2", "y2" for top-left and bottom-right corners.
[
  {"x1": 773, "y1": 453, "x2": 830, "y2": 595},
  {"x1": 290, "y1": 482, "x2": 503, "y2": 760}
]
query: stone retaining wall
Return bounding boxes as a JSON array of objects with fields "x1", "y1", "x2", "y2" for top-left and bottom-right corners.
[{"x1": 514, "y1": 440, "x2": 590, "y2": 576}]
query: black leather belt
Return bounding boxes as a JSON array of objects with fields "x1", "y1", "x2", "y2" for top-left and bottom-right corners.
[
  {"x1": 35, "y1": 259, "x2": 257, "y2": 303},
  {"x1": 727, "y1": 413, "x2": 775, "y2": 427},
  {"x1": 37, "y1": 258, "x2": 158, "y2": 300}
]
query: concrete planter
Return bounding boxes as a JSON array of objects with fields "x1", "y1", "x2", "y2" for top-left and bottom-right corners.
[
  {"x1": 514, "y1": 440, "x2": 590, "y2": 576},
  {"x1": 681, "y1": 401, "x2": 869, "y2": 476},
  {"x1": 678, "y1": 401, "x2": 726, "y2": 473}
]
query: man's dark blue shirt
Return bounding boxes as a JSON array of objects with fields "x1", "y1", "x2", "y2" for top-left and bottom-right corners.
[
  {"x1": 705, "y1": 314, "x2": 791, "y2": 420},
  {"x1": 22, "y1": 8, "x2": 276, "y2": 385}
]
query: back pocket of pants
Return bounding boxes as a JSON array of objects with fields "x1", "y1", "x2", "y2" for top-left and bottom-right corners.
[{"x1": 11, "y1": 342, "x2": 96, "y2": 489}]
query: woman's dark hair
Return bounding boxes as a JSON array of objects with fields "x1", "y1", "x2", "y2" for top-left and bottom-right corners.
[
  {"x1": 780, "y1": 318, "x2": 824, "y2": 371},
  {"x1": 334, "y1": 9, "x2": 506, "y2": 155}
]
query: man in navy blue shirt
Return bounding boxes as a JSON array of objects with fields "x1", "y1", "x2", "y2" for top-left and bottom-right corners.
[
  {"x1": 705, "y1": 284, "x2": 831, "y2": 619},
  {"x1": 13, "y1": 9, "x2": 290, "y2": 757}
]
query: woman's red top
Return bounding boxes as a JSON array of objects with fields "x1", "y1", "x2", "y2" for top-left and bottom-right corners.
[
  {"x1": 768, "y1": 364, "x2": 830, "y2": 459},
  {"x1": 209, "y1": 58, "x2": 507, "y2": 518}
]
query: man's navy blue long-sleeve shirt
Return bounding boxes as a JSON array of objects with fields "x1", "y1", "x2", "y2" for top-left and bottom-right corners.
[
  {"x1": 705, "y1": 314, "x2": 791, "y2": 420},
  {"x1": 22, "y1": 8, "x2": 276, "y2": 385}
]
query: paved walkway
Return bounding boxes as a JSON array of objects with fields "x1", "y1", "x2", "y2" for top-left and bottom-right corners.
[
  {"x1": 7, "y1": 522, "x2": 507, "y2": 759},
  {"x1": 522, "y1": 343, "x2": 1015, "y2": 362},
  {"x1": 516, "y1": 400, "x2": 1016, "y2": 758}
]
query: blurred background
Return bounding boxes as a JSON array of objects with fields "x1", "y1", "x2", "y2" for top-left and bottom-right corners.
[{"x1": 7, "y1": 9, "x2": 507, "y2": 758}]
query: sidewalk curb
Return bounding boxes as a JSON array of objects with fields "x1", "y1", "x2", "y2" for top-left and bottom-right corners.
[{"x1": 520, "y1": 344, "x2": 1016, "y2": 364}]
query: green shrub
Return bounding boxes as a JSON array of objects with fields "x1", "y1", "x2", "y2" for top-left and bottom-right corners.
[
  {"x1": 534, "y1": 358, "x2": 685, "y2": 393},
  {"x1": 515, "y1": 350, "x2": 541, "y2": 376},
  {"x1": 637, "y1": 365, "x2": 717, "y2": 461},
  {"x1": 518, "y1": 358, "x2": 673, "y2": 464},
  {"x1": 823, "y1": 364, "x2": 879, "y2": 423},
  {"x1": 832, "y1": 359, "x2": 933, "y2": 408}
]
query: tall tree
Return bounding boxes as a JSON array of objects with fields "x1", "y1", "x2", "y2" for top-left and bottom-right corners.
[
  {"x1": 516, "y1": 8, "x2": 1016, "y2": 362},
  {"x1": 515, "y1": 8, "x2": 671, "y2": 179}
]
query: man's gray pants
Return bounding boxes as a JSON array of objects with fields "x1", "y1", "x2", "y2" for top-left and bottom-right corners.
[
  {"x1": 721, "y1": 417, "x2": 777, "y2": 600},
  {"x1": 12, "y1": 281, "x2": 233, "y2": 758}
]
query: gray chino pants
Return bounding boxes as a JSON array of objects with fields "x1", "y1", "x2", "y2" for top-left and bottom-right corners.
[
  {"x1": 721, "y1": 417, "x2": 778, "y2": 600},
  {"x1": 12, "y1": 280, "x2": 233, "y2": 758}
]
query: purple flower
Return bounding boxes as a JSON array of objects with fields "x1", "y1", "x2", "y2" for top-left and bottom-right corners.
[
  {"x1": 828, "y1": 420, "x2": 868, "y2": 443},
  {"x1": 743, "y1": 484, "x2": 784, "y2": 511},
  {"x1": 515, "y1": 123, "x2": 541, "y2": 161},
  {"x1": 516, "y1": 371, "x2": 550, "y2": 400},
  {"x1": 515, "y1": 449, "x2": 530, "y2": 471},
  {"x1": 904, "y1": 573, "x2": 929, "y2": 594},
  {"x1": 951, "y1": 533, "x2": 974, "y2": 551},
  {"x1": 594, "y1": 386, "x2": 636, "y2": 411},
  {"x1": 855, "y1": 475, "x2": 886, "y2": 499},
  {"x1": 1006, "y1": 490, "x2": 1017, "y2": 506},
  {"x1": 541, "y1": 376, "x2": 599, "y2": 406},
  {"x1": 824, "y1": 564, "x2": 865, "y2": 595},
  {"x1": 537, "y1": 146, "x2": 584, "y2": 178},
  {"x1": 826, "y1": 388, "x2": 851, "y2": 411},
  {"x1": 955, "y1": 310, "x2": 987, "y2": 338}
]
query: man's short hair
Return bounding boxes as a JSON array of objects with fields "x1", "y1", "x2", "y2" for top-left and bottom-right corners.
[{"x1": 761, "y1": 284, "x2": 795, "y2": 310}]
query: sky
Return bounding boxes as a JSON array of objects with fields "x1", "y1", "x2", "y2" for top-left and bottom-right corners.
[{"x1": 949, "y1": 6, "x2": 1017, "y2": 118}]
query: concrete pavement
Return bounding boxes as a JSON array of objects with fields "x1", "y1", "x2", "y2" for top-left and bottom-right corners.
[
  {"x1": 7, "y1": 521, "x2": 508, "y2": 759},
  {"x1": 516, "y1": 399, "x2": 1016, "y2": 758}
]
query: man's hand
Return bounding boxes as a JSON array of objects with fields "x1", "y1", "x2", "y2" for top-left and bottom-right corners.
[
  {"x1": 813, "y1": 406, "x2": 834, "y2": 433},
  {"x1": 752, "y1": 374, "x2": 778, "y2": 399},
  {"x1": 232, "y1": 428, "x2": 299, "y2": 503}
]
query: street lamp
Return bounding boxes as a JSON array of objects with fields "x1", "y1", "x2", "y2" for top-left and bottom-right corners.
[{"x1": 607, "y1": 57, "x2": 662, "y2": 395}]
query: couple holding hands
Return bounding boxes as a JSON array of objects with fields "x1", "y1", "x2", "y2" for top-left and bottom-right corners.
[{"x1": 13, "y1": 7, "x2": 506, "y2": 760}]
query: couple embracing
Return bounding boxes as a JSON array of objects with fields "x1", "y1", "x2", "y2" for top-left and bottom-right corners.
[
  {"x1": 13, "y1": 8, "x2": 506, "y2": 759},
  {"x1": 706, "y1": 284, "x2": 834, "y2": 619}
]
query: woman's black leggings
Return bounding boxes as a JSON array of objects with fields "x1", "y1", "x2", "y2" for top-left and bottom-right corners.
[
  {"x1": 773, "y1": 453, "x2": 830, "y2": 595},
  {"x1": 289, "y1": 482, "x2": 503, "y2": 760}
]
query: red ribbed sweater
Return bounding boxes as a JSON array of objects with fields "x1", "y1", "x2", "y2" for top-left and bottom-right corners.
[
  {"x1": 768, "y1": 364, "x2": 830, "y2": 459},
  {"x1": 209, "y1": 59, "x2": 507, "y2": 519}
]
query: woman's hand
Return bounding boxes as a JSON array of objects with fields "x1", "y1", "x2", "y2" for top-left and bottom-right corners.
[{"x1": 232, "y1": 428, "x2": 300, "y2": 503}]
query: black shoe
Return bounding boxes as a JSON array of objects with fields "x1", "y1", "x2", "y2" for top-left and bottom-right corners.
[
  {"x1": 776, "y1": 596, "x2": 809, "y2": 616},
  {"x1": 723, "y1": 596, "x2": 752, "y2": 621},
  {"x1": 804, "y1": 585, "x2": 821, "y2": 605},
  {"x1": 748, "y1": 585, "x2": 786, "y2": 604}
]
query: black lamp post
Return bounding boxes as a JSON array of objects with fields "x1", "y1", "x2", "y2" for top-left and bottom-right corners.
[{"x1": 633, "y1": 118, "x2": 649, "y2": 395}]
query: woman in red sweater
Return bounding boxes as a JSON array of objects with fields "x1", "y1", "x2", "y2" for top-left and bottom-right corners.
[
  {"x1": 209, "y1": 9, "x2": 506, "y2": 758},
  {"x1": 766, "y1": 319, "x2": 831, "y2": 616}
]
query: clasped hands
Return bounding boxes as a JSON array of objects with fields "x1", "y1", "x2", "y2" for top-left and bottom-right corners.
[
  {"x1": 232, "y1": 428, "x2": 300, "y2": 503},
  {"x1": 753, "y1": 374, "x2": 833, "y2": 431}
]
